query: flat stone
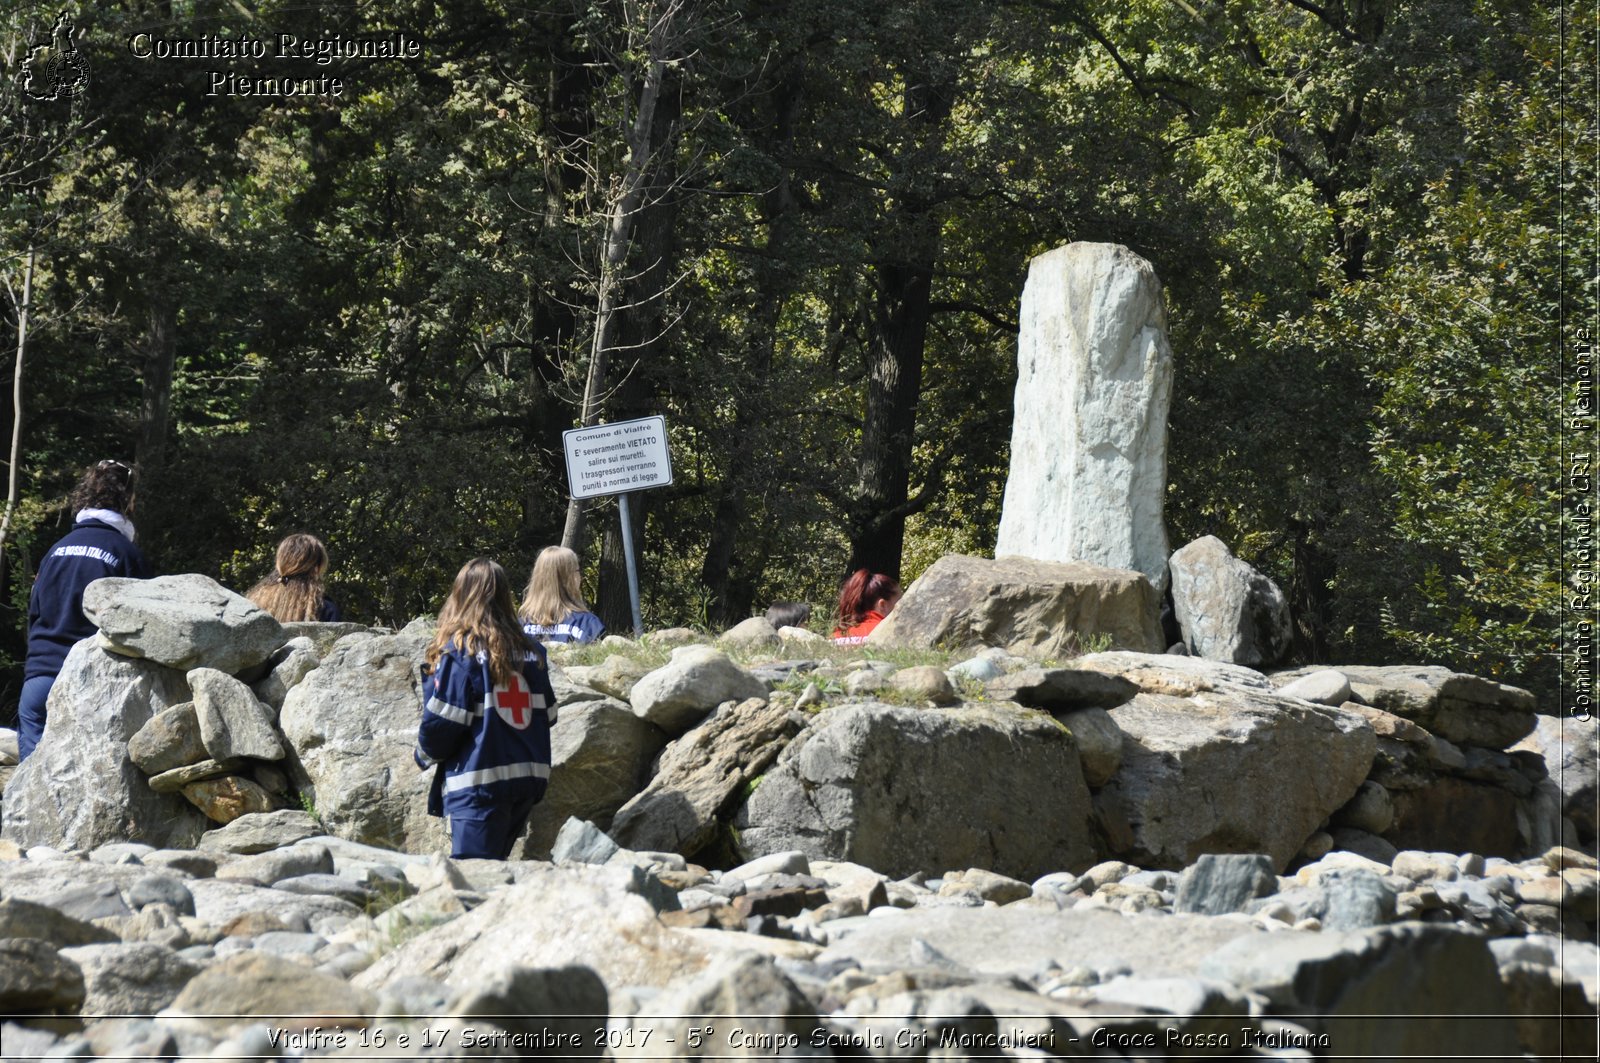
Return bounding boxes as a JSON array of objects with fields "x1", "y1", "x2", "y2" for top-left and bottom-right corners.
[
  {"x1": 84, "y1": 573, "x2": 285, "y2": 675},
  {"x1": 147, "y1": 757, "x2": 245, "y2": 793},
  {"x1": 196, "y1": 810, "x2": 322, "y2": 854}
]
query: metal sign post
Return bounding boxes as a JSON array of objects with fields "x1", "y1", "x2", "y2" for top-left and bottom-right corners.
[{"x1": 561, "y1": 415, "x2": 674, "y2": 637}]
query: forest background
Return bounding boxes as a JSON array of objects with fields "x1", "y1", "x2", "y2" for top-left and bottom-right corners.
[{"x1": 0, "y1": 0, "x2": 1589, "y2": 719}]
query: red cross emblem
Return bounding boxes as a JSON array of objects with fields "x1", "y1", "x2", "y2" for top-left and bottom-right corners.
[{"x1": 493, "y1": 675, "x2": 534, "y2": 730}]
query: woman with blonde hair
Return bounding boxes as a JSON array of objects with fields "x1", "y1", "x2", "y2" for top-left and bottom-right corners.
[
  {"x1": 246, "y1": 533, "x2": 342, "y2": 622},
  {"x1": 415, "y1": 557, "x2": 556, "y2": 859},
  {"x1": 519, "y1": 545, "x2": 604, "y2": 644}
]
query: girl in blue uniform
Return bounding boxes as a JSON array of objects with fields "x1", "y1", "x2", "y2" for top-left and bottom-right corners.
[
  {"x1": 519, "y1": 545, "x2": 605, "y2": 644},
  {"x1": 21, "y1": 460, "x2": 152, "y2": 761},
  {"x1": 415, "y1": 557, "x2": 556, "y2": 860}
]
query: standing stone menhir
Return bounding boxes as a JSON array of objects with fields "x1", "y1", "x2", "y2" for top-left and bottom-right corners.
[{"x1": 995, "y1": 242, "x2": 1174, "y2": 592}]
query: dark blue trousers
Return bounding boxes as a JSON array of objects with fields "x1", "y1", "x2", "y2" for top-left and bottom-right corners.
[
  {"x1": 17, "y1": 675, "x2": 54, "y2": 761},
  {"x1": 447, "y1": 794, "x2": 539, "y2": 860}
]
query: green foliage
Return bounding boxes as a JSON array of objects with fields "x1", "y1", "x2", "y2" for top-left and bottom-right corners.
[{"x1": 0, "y1": 0, "x2": 1569, "y2": 714}]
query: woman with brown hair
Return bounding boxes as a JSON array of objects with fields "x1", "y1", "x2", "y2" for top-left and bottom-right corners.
[{"x1": 246, "y1": 533, "x2": 342, "y2": 622}]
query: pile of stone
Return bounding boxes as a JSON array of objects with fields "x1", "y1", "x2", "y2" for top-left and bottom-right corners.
[
  {"x1": 0, "y1": 812, "x2": 1594, "y2": 1060},
  {"x1": 2, "y1": 576, "x2": 374, "y2": 849}
]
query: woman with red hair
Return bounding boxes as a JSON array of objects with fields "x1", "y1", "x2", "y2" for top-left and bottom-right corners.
[{"x1": 831, "y1": 569, "x2": 902, "y2": 645}]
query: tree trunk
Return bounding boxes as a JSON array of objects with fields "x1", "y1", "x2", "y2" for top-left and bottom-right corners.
[
  {"x1": 135, "y1": 298, "x2": 177, "y2": 469},
  {"x1": 846, "y1": 78, "x2": 954, "y2": 579},
  {"x1": 1289, "y1": 517, "x2": 1335, "y2": 662},
  {"x1": 0, "y1": 247, "x2": 34, "y2": 568},
  {"x1": 560, "y1": 6, "x2": 678, "y2": 554}
]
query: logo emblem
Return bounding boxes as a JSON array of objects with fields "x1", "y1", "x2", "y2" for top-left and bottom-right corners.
[
  {"x1": 21, "y1": 11, "x2": 90, "y2": 103},
  {"x1": 492, "y1": 674, "x2": 535, "y2": 730}
]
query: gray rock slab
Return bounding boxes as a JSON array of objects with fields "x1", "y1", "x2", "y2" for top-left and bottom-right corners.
[
  {"x1": 736, "y1": 701, "x2": 1094, "y2": 881},
  {"x1": 610, "y1": 696, "x2": 801, "y2": 856},
  {"x1": 0, "y1": 937, "x2": 85, "y2": 1013},
  {"x1": 1274, "y1": 668, "x2": 1353, "y2": 706},
  {"x1": 189, "y1": 668, "x2": 284, "y2": 762},
  {"x1": 819, "y1": 905, "x2": 1260, "y2": 982},
  {"x1": 216, "y1": 843, "x2": 334, "y2": 886},
  {"x1": 1174, "y1": 853, "x2": 1276, "y2": 915},
  {"x1": 1095, "y1": 690, "x2": 1375, "y2": 871},
  {"x1": 84, "y1": 573, "x2": 285, "y2": 675},
  {"x1": 0, "y1": 896, "x2": 120, "y2": 947},
  {"x1": 278, "y1": 632, "x2": 448, "y2": 854},
  {"x1": 188, "y1": 877, "x2": 363, "y2": 928},
  {"x1": 272, "y1": 873, "x2": 377, "y2": 907},
  {"x1": 1, "y1": 641, "x2": 208, "y2": 851},
  {"x1": 867, "y1": 554, "x2": 1163, "y2": 657},
  {"x1": 58, "y1": 942, "x2": 201, "y2": 1016},
  {"x1": 1278, "y1": 663, "x2": 1537, "y2": 750},
  {"x1": 127, "y1": 875, "x2": 196, "y2": 916},
  {"x1": 517, "y1": 695, "x2": 667, "y2": 859},
  {"x1": 354, "y1": 865, "x2": 724, "y2": 993},
  {"x1": 446, "y1": 964, "x2": 607, "y2": 1056},
  {"x1": 147, "y1": 757, "x2": 246, "y2": 793},
  {"x1": 1168, "y1": 535, "x2": 1291, "y2": 668},
  {"x1": 551, "y1": 818, "x2": 621, "y2": 865},
  {"x1": 163, "y1": 952, "x2": 374, "y2": 1037},
  {"x1": 1198, "y1": 923, "x2": 1519, "y2": 1058}
]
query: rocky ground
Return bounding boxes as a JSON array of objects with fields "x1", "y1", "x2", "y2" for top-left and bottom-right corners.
[
  {"x1": 0, "y1": 810, "x2": 1596, "y2": 1060},
  {"x1": 1, "y1": 572, "x2": 1596, "y2": 1059}
]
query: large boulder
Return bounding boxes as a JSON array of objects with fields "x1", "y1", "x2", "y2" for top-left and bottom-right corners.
[
  {"x1": 865, "y1": 554, "x2": 1162, "y2": 657},
  {"x1": 278, "y1": 632, "x2": 446, "y2": 854},
  {"x1": 1511, "y1": 714, "x2": 1598, "y2": 839},
  {"x1": 1095, "y1": 689, "x2": 1375, "y2": 871},
  {"x1": 2, "y1": 641, "x2": 209, "y2": 850},
  {"x1": 516, "y1": 696, "x2": 668, "y2": 859},
  {"x1": 1168, "y1": 536, "x2": 1291, "y2": 667},
  {"x1": 608, "y1": 697, "x2": 802, "y2": 856},
  {"x1": 994, "y1": 242, "x2": 1174, "y2": 592},
  {"x1": 1273, "y1": 664, "x2": 1537, "y2": 750},
  {"x1": 1198, "y1": 923, "x2": 1519, "y2": 1059},
  {"x1": 735, "y1": 702, "x2": 1095, "y2": 880},
  {"x1": 83, "y1": 574, "x2": 284, "y2": 675},
  {"x1": 629, "y1": 646, "x2": 770, "y2": 733},
  {"x1": 354, "y1": 865, "x2": 718, "y2": 993}
]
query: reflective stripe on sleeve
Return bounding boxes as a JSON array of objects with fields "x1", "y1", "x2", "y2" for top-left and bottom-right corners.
[
  {"x1": 424, "y1": 696, "x2": 478, "y2": 724},
  {"x1": 441, "y1": 761, "x2": 551, "y2": 793}
]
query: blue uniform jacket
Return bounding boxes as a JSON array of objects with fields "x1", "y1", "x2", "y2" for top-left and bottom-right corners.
[
  {"x1": 26, "y1": 518, "x2": 152, "y2": 680},
  {"x1": 522, "y1": 610, "x2": 605, "y2": 645},
  {"x1": 415, "y1": 641, "x2": 557, "y2": 818}
]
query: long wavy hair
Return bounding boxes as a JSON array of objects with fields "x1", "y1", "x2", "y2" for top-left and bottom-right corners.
[
  {"x1": 428, "y1": 557, "x2": 530, "y2": 686},
  {"x1": 246, "y1": 534, "x2": 330, "y2": 623},
  {"x1": 519, "y1": 545, "x2": 589, "y2": 627}
]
